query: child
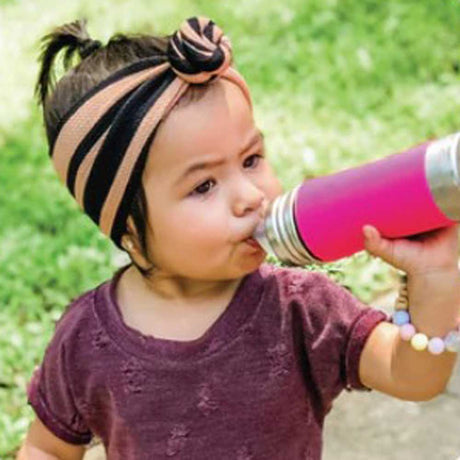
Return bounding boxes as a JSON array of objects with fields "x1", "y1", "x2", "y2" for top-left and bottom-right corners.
[{"x1": 17, "y1": 16, "x2": 460, "y2": 460}]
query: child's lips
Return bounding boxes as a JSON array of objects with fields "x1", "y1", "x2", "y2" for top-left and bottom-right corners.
[{"x1": 244, "y1": 237, "x2": 263, "y2": 250}]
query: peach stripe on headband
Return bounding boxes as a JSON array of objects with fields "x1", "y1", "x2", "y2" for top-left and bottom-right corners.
[
  {"x1": 221, "y1": 67, "x2": 253, "y2": 110},
  {"x1": 99, "y1": 77, "x2": 189, "y2": 237}
]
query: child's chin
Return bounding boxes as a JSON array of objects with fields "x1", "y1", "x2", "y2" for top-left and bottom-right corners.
[{"x1": 241, "y1": 252, "x2": 267, "y2": 270}]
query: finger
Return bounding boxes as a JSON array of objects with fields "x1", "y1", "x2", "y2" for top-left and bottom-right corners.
[{"x1": 362, "y1": 225, "x2": 395, "y2": 261}]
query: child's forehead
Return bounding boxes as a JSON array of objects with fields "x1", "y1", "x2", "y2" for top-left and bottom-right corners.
[{"x1": 144, "y1": 80, "x2": 256, "y2": 180}]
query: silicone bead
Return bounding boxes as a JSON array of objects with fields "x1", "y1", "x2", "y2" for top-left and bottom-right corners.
[
  {"x1": 399, "y1": 323, "x2": 416, "y2": 341},
  {"x1": 390, "y1": 289, "x2": 460, "y2": 355},
  {"x1": 427, "y1": 337, "x2": 445, "y2": 355},
  {"x1": 411, "y1": 333, "x2": 428, "y2": 351},
  {"x1": 392, "y1": 310, "x2": 410, "y2": 326},
  {"x1": 444, "y1": 330, "x2": 460, "y2": 353}
]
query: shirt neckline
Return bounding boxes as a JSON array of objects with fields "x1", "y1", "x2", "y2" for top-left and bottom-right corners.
[{"x1": 94, "y1": 263, "x2": 267, "y2": 364}]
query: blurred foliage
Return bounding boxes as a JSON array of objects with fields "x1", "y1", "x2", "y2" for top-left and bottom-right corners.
[{"x1": 0, "y1": 0, "x2": 459, "y2": 457}]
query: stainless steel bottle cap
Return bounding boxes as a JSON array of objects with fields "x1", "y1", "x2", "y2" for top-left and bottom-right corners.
[
  {"x1": 252, "y1": 185, "x2": 323, "y2": 266},
  {"x1": 425, "y1": 132, "x2": 460, "y2": 221}
]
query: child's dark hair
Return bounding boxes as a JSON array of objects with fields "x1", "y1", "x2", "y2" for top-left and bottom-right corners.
[{"x1": 35, "y1": 18, "x2": 208, "y2": 278}]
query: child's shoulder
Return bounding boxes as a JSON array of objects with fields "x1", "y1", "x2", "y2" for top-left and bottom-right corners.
[
  {"x1": 50, "y1": 272, "x2": 113, "y2": 345},
  {"x1": 260, "y1": 262, "x2": 332, "y2": 286},
  {"x1": 260, "y1": 263, "x2": 354, "y2": 308}
]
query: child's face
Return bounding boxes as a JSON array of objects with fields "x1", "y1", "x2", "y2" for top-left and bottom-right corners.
[{"x1": 131, "y1": 79, "x2": 283, "y2": 280}]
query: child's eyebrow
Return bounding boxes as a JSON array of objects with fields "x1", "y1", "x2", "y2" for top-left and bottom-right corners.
[{"x1": 175, "y1": 130, "x2": 265, "y2": 185}]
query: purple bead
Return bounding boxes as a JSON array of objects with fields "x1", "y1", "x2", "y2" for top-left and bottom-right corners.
[
  {"x1": 427, "y1": 337, "x2": 445, "y2": 355},
  {"x1": 393, "y1": 310, "x2": 410, "y2": 326},
  {"x1": 399, "y1": 323, "x2": 416, "y2": 341}
]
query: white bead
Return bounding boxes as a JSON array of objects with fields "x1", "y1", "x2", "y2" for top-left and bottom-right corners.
[{"x1": 411, "y1": 333, "x2": 428, "y2": 351}]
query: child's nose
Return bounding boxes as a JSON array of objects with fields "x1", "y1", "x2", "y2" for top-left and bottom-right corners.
[{"x1": 232, "y1": 177, "x2": 265, "y2": 217}]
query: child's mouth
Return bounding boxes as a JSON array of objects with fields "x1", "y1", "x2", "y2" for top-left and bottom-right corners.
[{"x1": 244, "y1": 237, "x2": 263, "y2": 250}]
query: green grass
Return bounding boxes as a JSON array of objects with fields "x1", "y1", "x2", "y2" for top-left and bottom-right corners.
[{"x1": 0, "y1": 0, "x2": 459, "y2": 456}]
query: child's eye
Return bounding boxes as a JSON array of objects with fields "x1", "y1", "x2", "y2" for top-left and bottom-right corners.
[
  {"x1": 192, "y1": 179, "x2": 216, "y2": 196},
  {"x1": 244, "y1": 153, "x2": 264, "y2": 169},
  {"x1": 190, "y1": 154, "x2": 264, "y2": 197}
]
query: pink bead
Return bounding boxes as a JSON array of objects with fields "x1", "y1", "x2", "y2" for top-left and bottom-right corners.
[
  {"x1": 428, "y1": 337, "x2": 445, "y2": 355},
  {"x1": 399, "y1": 323, "x2": 416, "y2": 341}
]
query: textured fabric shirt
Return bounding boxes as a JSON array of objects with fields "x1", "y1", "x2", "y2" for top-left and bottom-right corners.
[{"x1": 27, "y1": 262, "x2": 387, "y2": 459}]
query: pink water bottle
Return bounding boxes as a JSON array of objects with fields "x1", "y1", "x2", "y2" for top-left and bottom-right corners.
[{"x1": 253, "y1": 132, "x2": 460, "y2": 265}]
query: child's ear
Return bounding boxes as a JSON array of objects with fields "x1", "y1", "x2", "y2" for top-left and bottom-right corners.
[
  {"x1": 123, "y1": 215, "x2": 155, "y2": 270},
  {"x1": 125, "y1": 216, "x2": 135, "y2": 234},
  {"x1": 122, "y1": 216, "x2": 138, "y2": 251},
  {"x1": 126, "y1": 216, "x2": 143, "y2": 242},
  {"x1": 122, "y1": 236, "x2": 134, "y2": 252}
]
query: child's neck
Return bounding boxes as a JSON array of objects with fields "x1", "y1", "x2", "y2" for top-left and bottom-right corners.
[
  {"x1": 116, "y1": 265, "x2": 245, "y2": 341},
  {"x1": 127, "y1": 265, "x2": 243, "y2": 304}
]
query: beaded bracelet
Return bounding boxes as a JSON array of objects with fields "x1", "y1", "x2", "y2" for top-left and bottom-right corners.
[{"x1": 391, "y1": 273, "x2": 460, "y2": 355}]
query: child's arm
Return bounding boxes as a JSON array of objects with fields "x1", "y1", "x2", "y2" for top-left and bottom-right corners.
[
  {"x1": 16, "y1": 418, "x2": 85, "y2": 460},
  {"x1": 358, "y1": 224, "x2": 460, "y2": 401}
]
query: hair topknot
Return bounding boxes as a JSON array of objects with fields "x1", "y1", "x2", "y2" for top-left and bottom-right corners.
[
  {"x1": 79, "y1": 37, "x2": 103, "y2": 59},
  {"x1": 167, "y1": 16, "x2": 233, "y2": 84},
  {"x1": 35, "y1": 18, "x2": 103, "y2": 107}
]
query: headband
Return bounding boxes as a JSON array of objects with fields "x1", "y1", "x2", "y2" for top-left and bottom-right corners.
[{"x1": 49, "y1": 16, "x2": 252, "y2": 250}]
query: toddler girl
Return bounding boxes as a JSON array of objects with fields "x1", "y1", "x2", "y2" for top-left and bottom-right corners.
[{"x1": 18, "y1": 16, "x2": 460, "y2": 460}]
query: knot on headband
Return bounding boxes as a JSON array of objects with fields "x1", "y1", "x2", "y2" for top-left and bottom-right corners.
[
  {"x1": 49, "y1": 16, "x2": 251, "y2": 251},
  {"x1": 167, "y1": 17, "x2": 232, "y2": 84}
]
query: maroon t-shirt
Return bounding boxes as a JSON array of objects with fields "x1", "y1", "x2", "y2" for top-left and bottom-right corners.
[{"x1": 27, "y1": 262, "x2": 387, "y2": 459}]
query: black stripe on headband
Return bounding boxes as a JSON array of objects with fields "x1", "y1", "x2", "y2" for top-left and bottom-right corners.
[
  {"x1": 202, "y1": 19, "x2": 215, "y2": 41},
  {"x1": 110, "y1": 122, "x2": 161, "y2": 248},
  {"x1": 66, "y1": 88, "x2": 136, "y2": 195},
  {"x1": 83, "y1": 69, "x2": 176, "y2": 227},
  {"x1": 187, "y1": 17, "x2": 216, "y2": 42}
]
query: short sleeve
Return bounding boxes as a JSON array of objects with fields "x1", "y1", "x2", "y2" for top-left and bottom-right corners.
[
  {"x1": 288, "y1": 270, "x2": 388, "y2": 411},
  {"x1": 26, "y1": 318, "x2": 93, "y2": 445}
]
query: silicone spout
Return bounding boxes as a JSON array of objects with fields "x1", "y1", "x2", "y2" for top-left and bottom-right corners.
[{"x1": 252, "y1": 220, "x2": 274, "y2": 256}]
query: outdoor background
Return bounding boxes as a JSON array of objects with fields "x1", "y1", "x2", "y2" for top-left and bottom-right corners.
[{"x1": 0, "y1": 0, "x2": 459, "y2": 458}]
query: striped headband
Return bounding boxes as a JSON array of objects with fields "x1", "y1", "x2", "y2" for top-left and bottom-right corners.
[{"x1": 49, "y1": 16, "x2": 252, "y2": 250}]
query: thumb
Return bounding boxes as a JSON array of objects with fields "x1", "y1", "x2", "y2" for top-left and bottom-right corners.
[{"x1": 363, "y1": 225, "x2": 394, "y2": 261}]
